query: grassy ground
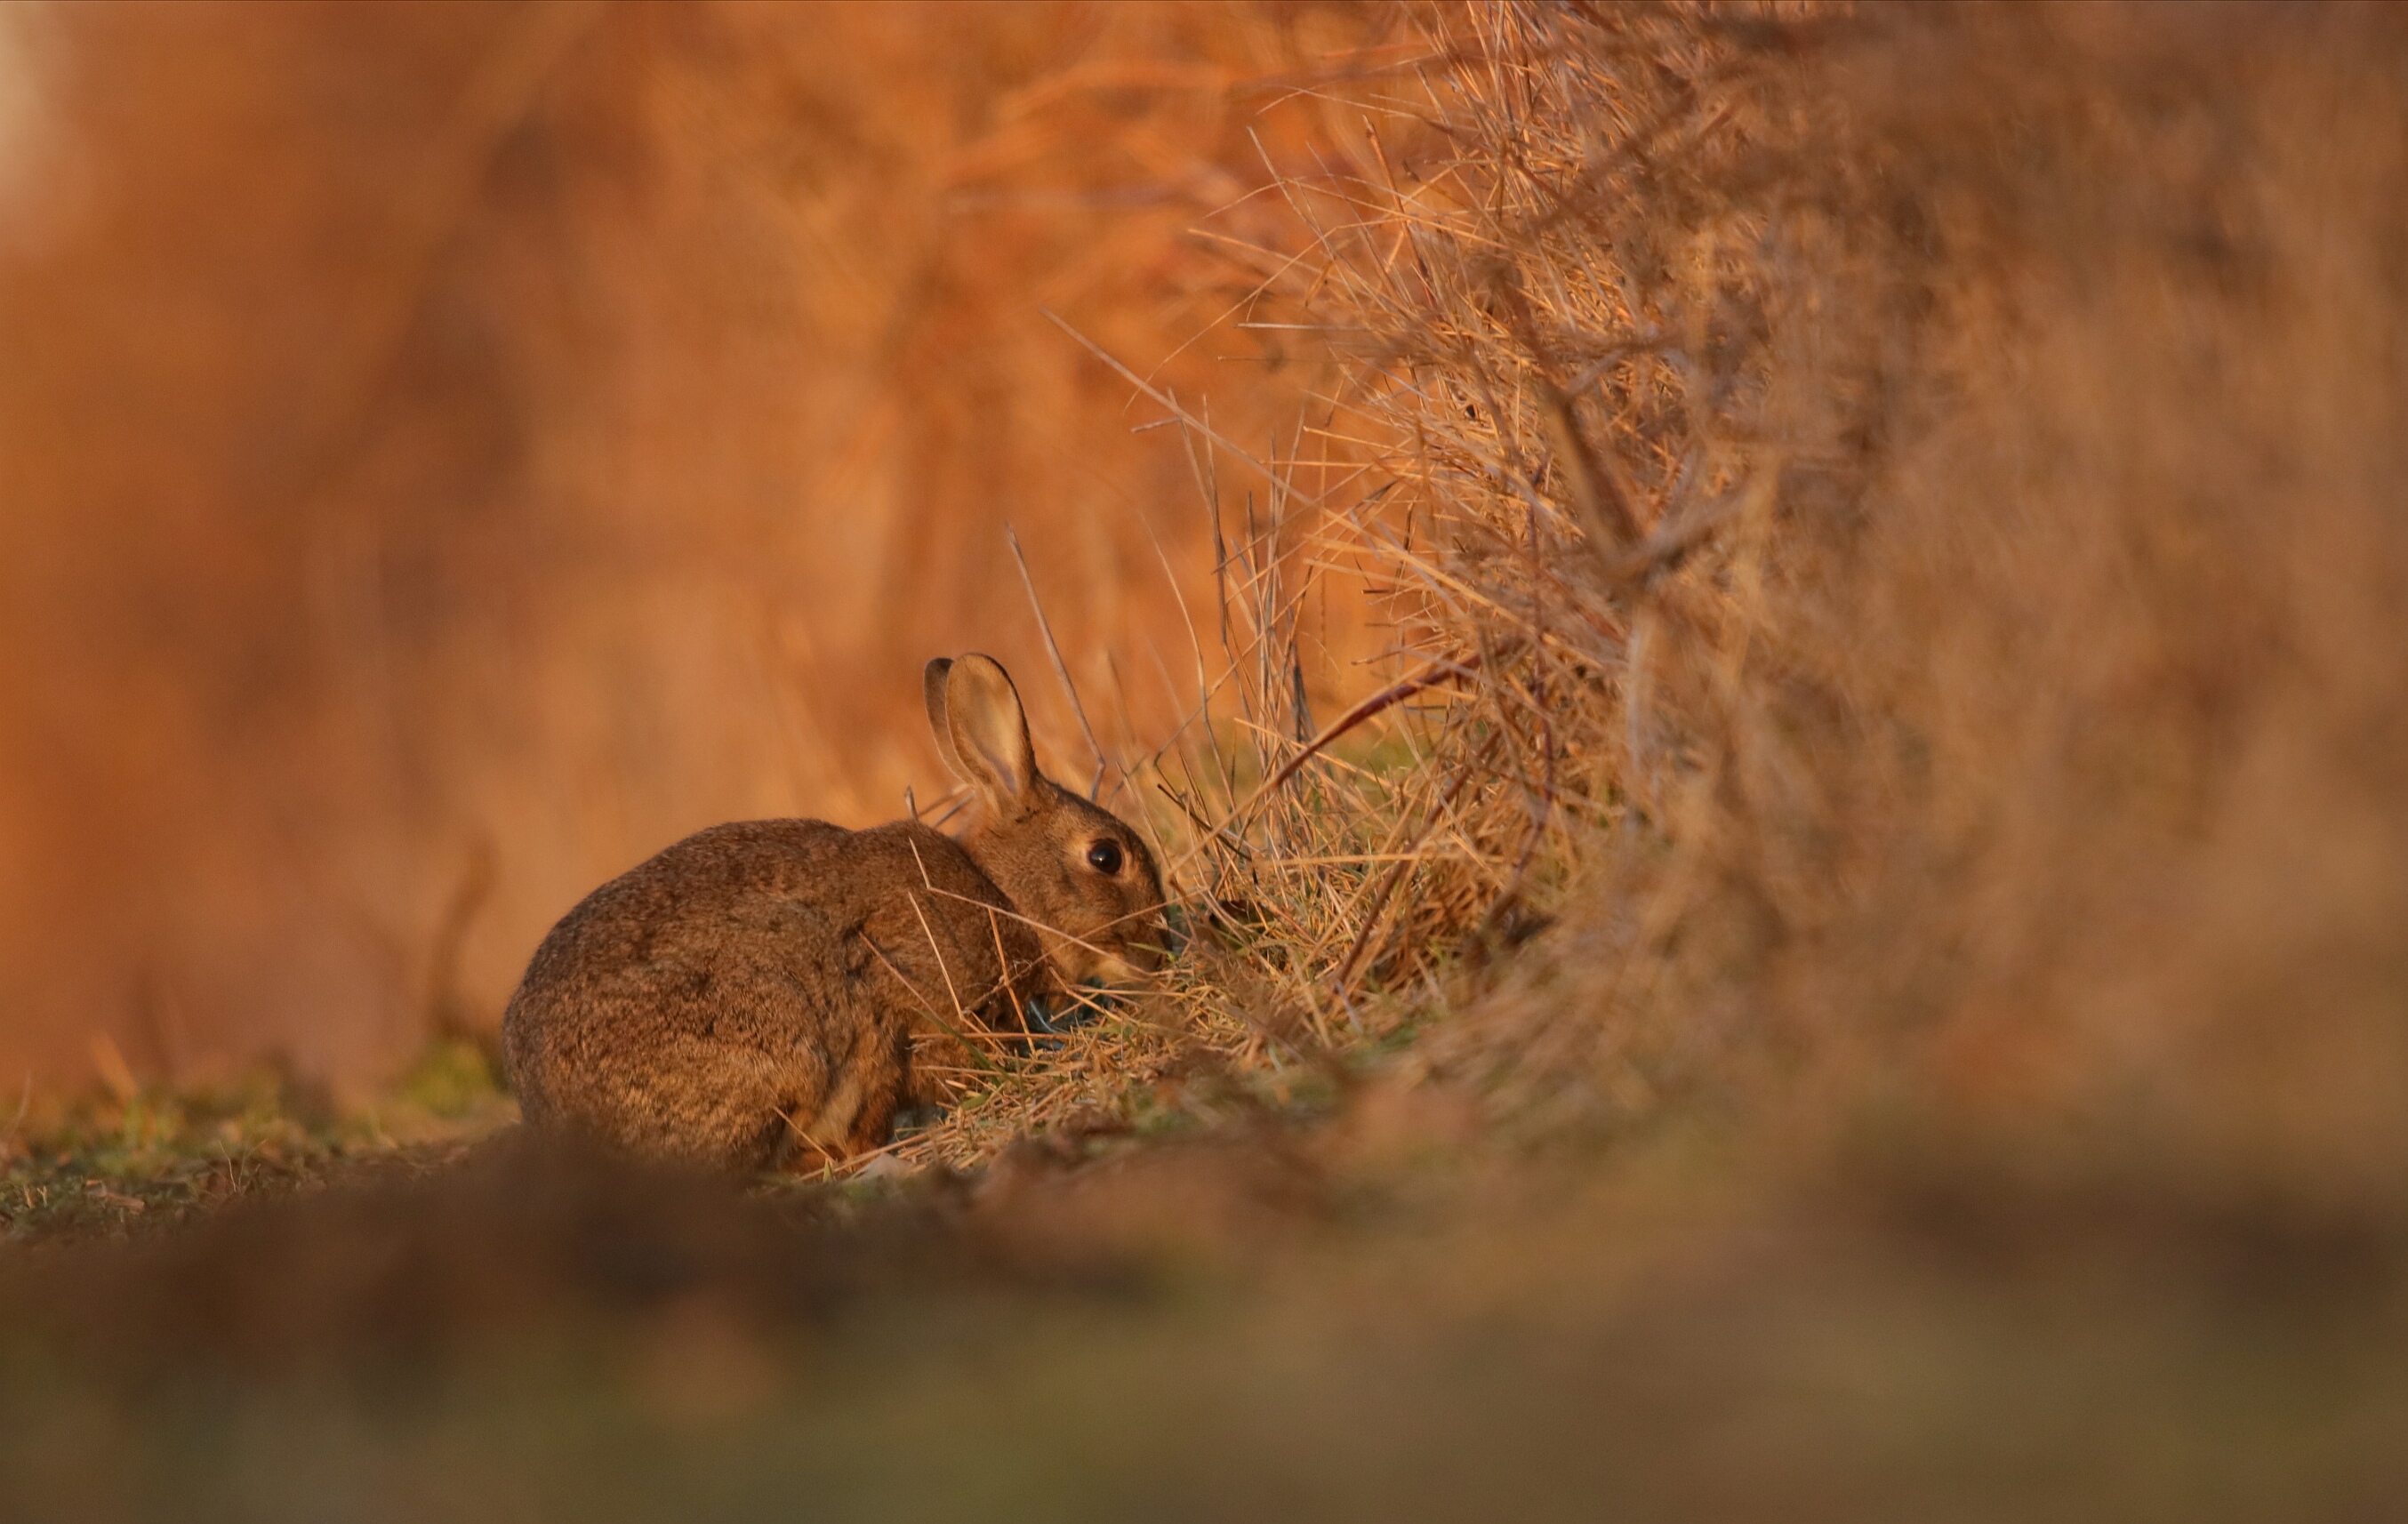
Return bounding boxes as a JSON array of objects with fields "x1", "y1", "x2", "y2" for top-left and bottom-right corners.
[
  {"x1": 4, "y1": 1084, "x2": 2403, "y2": 1522},
  {"x1": 0, "y1": 1042, "x2": 510, "y2": 1244}
]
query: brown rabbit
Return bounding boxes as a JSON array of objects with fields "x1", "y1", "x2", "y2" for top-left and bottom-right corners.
[{"x1": 501, "y1": 654, "x2": 1168, "y2": 1172}]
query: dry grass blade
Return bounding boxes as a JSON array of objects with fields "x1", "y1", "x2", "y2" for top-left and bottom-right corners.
[{"x1": 1007, "y1": 525, "x2": 1112, "y2": 801}]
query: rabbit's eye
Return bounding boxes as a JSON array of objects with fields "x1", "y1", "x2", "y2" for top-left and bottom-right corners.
[{"x1": 1086, "y1": 839, "x2": 1124, "y2": 876}]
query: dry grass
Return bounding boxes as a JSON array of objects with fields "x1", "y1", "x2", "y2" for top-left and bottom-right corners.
[
  {"x1": 888, "y1": 0, "x2": 2408, "y2": 1213},
  {"x1": 1426, "y1": 1, "x2": 2407, "y2": 1205}
]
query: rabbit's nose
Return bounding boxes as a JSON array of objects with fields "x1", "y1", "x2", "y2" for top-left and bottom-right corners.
[{"x1": 1024, "y1": 995, "x2": 1067, "y2": 1038}]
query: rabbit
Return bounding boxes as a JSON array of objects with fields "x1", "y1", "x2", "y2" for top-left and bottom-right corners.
[{"x1": 501, "y1": 653, "x2": 1168, "y2": 1173}]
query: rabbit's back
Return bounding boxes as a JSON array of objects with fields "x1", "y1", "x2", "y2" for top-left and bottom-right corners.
[{"x1": 502, "y1": 818, "x2": 1044, "y2": 1170}]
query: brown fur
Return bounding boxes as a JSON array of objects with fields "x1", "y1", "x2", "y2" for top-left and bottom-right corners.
[{"x1": 502, "y1": 654, "x2": 1166, "y2": 1172}]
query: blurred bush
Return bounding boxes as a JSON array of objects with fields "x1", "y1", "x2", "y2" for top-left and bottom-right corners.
[{"x1": 0, "y1": 1, "x2": 1391, "y2": 1090}]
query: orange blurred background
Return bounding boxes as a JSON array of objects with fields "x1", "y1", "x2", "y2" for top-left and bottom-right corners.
[{"x1": 0, "y1": 1, "x2": 1392, "y2": 1091}]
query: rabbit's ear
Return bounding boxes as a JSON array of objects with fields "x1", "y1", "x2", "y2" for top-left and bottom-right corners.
[
  {"x1": 943, "y1": 654, "x2": 1043, "y2": 818},
  {"x1": 923, "y1": 657, "x2": 970, "y2": 780}
]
